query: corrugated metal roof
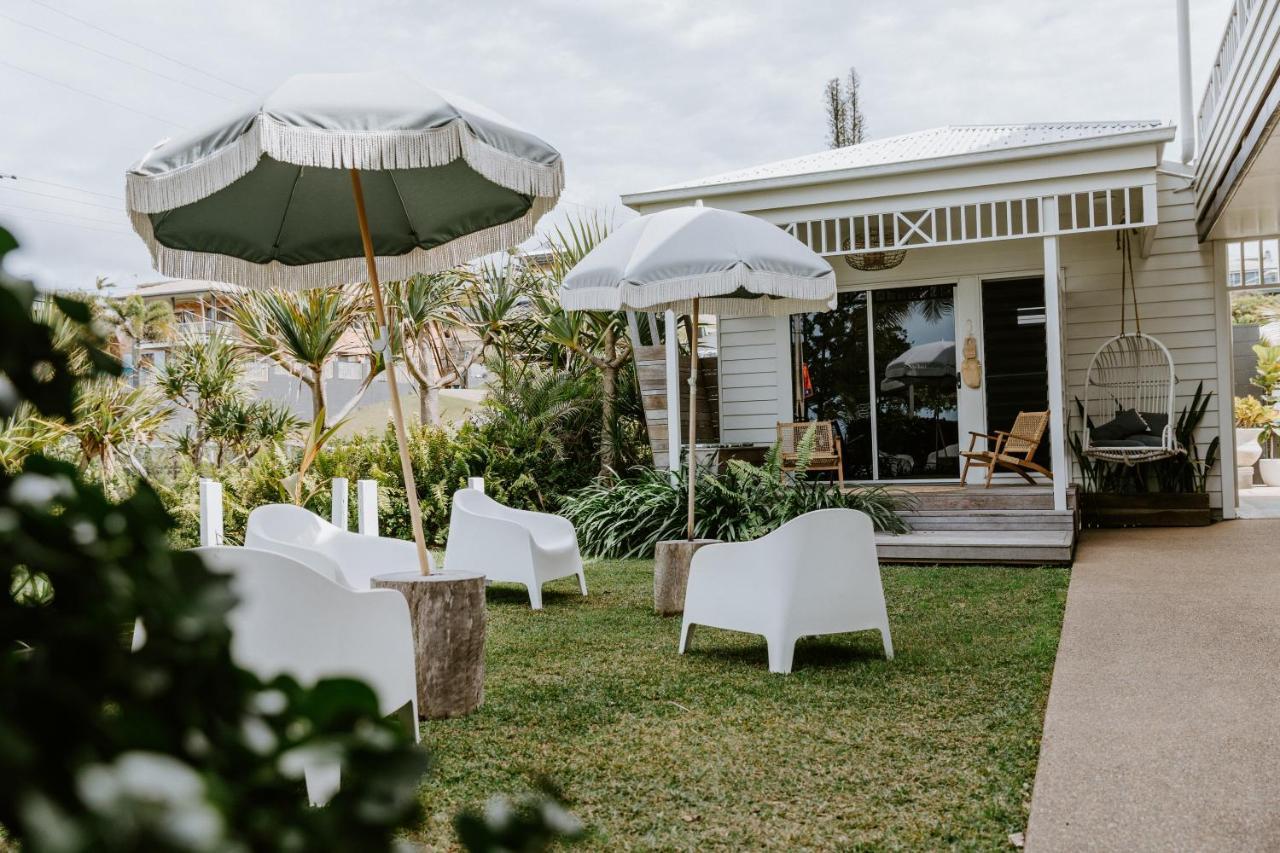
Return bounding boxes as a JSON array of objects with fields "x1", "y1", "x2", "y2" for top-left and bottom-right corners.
[
  {"x1": 641, "y1": 121, "x2": 1171, "y2": 195},
  {"x1": 135, "y1": 279, "x2": 243, "y2": 298}
]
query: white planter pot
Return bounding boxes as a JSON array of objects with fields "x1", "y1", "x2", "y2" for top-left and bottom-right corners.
[
  {"x1": 1260, "y1": 458, "x2": 1280, "y2": 487},
  {"x1": 1236, "y1": 428, "x2": 1263, "y2": 468}
]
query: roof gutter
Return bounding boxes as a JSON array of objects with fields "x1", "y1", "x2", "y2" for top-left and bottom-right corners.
[{"x1": 622, "y1": 125, "x2": 1176, "y2": 208}]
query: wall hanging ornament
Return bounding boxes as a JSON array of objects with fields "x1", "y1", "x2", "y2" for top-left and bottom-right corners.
[{"x1": 961, "y1": 321, "x2": 982, "y2": 389}]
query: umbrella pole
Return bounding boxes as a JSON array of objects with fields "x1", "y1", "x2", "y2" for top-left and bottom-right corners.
[
  {"x1": 350, "y1": 169, "x2": 432, "y2": 576},
  {"x1": 686, "y1": 298, "x2": 698, "y2": 540}
]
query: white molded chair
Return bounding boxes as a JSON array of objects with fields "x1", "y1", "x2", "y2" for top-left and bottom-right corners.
[
  {"x1": 443, "y1": 489, "x2": 587, "y2": 610},
  {"x1": 678, "y1": 509, "x2": 893, "y2": 674},
  {"x1": 245, "y1": 503, "x2": 432, "y2": 589},
  {"x1": 136, "y1": 546, "x2": 419, "y2": 806}
]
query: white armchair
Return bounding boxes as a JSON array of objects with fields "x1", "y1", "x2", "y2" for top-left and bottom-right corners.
[
  {"x1": 679, "y1": 508, "x2": 893, "y2": 674},
  {"x1": 443, "y1": 489, "x2": 587, "y2": 610},
  {"x1": 151, "y1": 546, "x2": 419, "y2": 805},
  {"x1": 245, "y1": 503, "x2": 433, "y2": 589}
]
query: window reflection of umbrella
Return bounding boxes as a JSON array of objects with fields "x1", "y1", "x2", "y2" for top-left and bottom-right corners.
[{"x1": 879, "y1": 339, "x2": 955, "y2": 414}]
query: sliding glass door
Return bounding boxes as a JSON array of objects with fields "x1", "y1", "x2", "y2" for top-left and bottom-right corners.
[{"x1": 796, "y1": 284, "x2": 958, "y2": 481}]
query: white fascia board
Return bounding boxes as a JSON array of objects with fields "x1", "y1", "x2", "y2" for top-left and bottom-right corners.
[{"x1": 624, "y1": 126, "x2": 1175, "y2": 209}]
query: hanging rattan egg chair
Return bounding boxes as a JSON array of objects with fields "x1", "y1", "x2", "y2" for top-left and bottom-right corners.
[{"x1": 1081, "y1": 231, "x2": 1181, "y2": 464}]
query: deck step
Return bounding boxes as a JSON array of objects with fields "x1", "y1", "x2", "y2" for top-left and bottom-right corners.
[
  {"x1": 900, "y1": 509, "x2": 1077, "y2": 531},
  {"x1": 875, "y1": 529, "x2": 1075, "y2": 565}
]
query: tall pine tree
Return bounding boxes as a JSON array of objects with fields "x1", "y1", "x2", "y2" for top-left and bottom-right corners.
[{"x1": 824, "y1": 66, "x2": 867, "y2": 149}]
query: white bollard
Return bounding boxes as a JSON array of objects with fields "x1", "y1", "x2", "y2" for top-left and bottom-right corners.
[
  {"x1": 357, "y1": 479, "x2": 378, "y2": 536},
  {"x1": 198, "y1": 478, "x2": 224, "y2": 546},
  {"x1": 467, "y1": 476, "x2": 485, "y2": 493},
  {"x1": 331, "y1": 477, "x2": 349, "y2": 530}
]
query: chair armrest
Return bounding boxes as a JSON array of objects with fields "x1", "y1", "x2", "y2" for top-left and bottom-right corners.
[
  {"x1": 968, "y1": 431, "x2": 998, "y2": 440},
  {"x1": 335, "y1": 588, "x2": 419, "y2": 731},
  {"x1": 332, "y1": 531, "x2": 433, "y2": 587}
]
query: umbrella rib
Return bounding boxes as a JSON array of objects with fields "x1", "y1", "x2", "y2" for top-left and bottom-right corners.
[
  {"x1": 385, "y1": 171, "x2": 421, "y2": 245},
  {"x1": 269, "y1": 166, "x2": 305, "y2": 257}
]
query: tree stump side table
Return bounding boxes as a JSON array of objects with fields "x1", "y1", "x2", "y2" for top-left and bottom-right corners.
[
  {"x1": 653, "y1": 539, "x2": 718, "y2": 616},
  {"x1": 372, "y1": 570, "x2": 485, "y2": 719}
]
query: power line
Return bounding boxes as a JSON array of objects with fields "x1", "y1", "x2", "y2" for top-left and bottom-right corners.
[
  {"x1": 0, "y1": 11, "x2": 238, "y2": 103},
  {"x1": 0, "y1": 200, "x2": 130, "y2": 230},
  {"x1": 0, "y1": 184, "x2": 122, "y2": 212},
  {"x1": 25, "y1": 0, "x2": 254, "y2": 95},
  {"x1": 0, "y1": 59, "x2": 188, "y2": 129},
  {"x1": 2, "y1": 175, "x2": 122, "y2": 202},
  {"x1": 0, "y1": 210, "x2": 132, "y2": 236}
]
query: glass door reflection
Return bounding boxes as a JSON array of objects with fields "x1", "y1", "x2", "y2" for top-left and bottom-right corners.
[
  {"x1": 871, "y1": 285, "x2": 958, "y2": 479},
  {"x1": 796, "y1": 284, "x2": 958, "y2": 481}
]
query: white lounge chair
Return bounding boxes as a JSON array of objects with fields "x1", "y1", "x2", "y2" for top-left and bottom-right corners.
[
  {"x1": 443, "y1": 489, "x2": 587, "y2": 610},
  {"x1": 678, "y1": 508, "x2": 893, "y2": 674},
  {"x1": 137, "y1": 546, "x2": 419, "y2": 806},
  {"x1": 245, "y1": 503, "x2": 432, "y2": 589}
]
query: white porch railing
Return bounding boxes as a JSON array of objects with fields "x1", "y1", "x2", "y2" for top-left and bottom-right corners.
[
  {"x1": 1197, "y1": 0, "x2": 1262, "y2": 150},
  {"x1": 784, "y1": 186, "x2": 1155, "y2": 258}
]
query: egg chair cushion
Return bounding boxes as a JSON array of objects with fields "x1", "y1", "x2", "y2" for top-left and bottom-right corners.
[{"x1": 1091, "y1": 409, "x2": 1149, "y2": 442}]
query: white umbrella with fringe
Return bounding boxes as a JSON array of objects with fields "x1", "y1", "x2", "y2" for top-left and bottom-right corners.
[{"x1": 559, "y1": 203, "x2": 836, "y2": 539}]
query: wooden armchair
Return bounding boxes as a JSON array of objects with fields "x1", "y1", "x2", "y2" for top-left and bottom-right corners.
[
  {"x1": 776, "y1": 420, "x2": 844, "y2": 487},
  {"x1": 959, "y1": 410, "x2": 1051, "y2": 487}
]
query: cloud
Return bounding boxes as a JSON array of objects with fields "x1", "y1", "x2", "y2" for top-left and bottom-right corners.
[{"x1": 0, "y1": 0, "x2": 1235, "y2": 291}]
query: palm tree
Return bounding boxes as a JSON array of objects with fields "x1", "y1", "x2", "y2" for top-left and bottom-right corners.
[
  {"x1": 533, "y1": 216, "x2": 630, "y2": 473},
  {"x1": 229, "y1": 287, "x2": 365, "y2": 426},
  {"x1": 47, "y1": 377, "x2": 169, "y2": 487},
  {"x1": 391, "y1": 266, "x2": 527, "y2": 425},
  {"x1": 96, "y1": 284, "x2": 176, "y2": 385},
  {"x1": 156, "y1": 331, "x2": 246, "y2": 465}
]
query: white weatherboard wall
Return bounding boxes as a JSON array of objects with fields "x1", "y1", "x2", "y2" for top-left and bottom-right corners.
[
  {"x1": 717, "y1": 316, "x2": 791, "y2": 444},
  {"x1": 714, "y1": 169, "x2": 1223, "y2": 509}
]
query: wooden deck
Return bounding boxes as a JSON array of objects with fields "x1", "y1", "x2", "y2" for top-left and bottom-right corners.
[{"x1": 870, "y1": 483, "x2": 1078, "y2": 565}]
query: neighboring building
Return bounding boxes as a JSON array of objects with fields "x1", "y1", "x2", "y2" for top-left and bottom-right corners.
[{"x1": 133, "y1": 278, "x2": 480, "y2": 425}]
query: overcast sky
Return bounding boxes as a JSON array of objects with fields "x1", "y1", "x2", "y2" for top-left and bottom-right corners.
[{"x1": 0, "y1": 0, "x2": 1235, "y2": 292}]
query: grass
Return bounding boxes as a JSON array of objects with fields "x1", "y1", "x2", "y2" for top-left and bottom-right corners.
[{"x1": 412, "y1": 561, "x2": 1069, "y2": 851}]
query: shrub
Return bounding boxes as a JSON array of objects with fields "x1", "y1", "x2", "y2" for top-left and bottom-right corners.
[
  {"x1": 562, "y1": 445, "x2": 911, "y2": 560},
  {"x1": 0, "y1": 229, "x2": 430, "y2": 851}
]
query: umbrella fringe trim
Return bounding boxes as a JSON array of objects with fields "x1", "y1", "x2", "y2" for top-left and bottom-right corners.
[
  {"x1": 559, "y1": 267, "x2": 837, "y2": 316},
  {"x1": 129, "y1": 196, "x2": 553, "y2": 290},
  {"x1": 127, "y1": 114, "x2": 564, "y2": 213}
]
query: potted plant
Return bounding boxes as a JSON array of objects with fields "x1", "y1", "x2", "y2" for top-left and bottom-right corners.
[{"x1": 1235, "y1": 395, "x2": 1270, "y2": 487}]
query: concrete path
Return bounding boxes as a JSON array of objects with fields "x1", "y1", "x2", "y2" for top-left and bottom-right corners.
[{"x1": 1027, "y1": 520, "x2": 1280, "y2": 851}]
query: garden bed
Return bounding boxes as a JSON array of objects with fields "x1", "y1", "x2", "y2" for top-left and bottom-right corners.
[
  {"x1": 414, "y1": 559, "x2": 1068, "y2": 849},
  {"x1": 1080, "y1": 493, "x2": 1212, "y2": 528}
]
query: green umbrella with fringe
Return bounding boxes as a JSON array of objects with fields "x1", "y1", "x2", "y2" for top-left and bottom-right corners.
[{"x1": 126, "y1": 70, "x2": 564, "y2": 574}]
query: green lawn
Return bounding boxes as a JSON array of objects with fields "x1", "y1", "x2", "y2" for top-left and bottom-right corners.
[{"x1": 414, "y1": 561, "x2": 1069, "y2": 851}]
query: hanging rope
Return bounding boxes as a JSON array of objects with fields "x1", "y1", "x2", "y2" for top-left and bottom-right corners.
[{"x1": 1117, "y1": 229, "x2": 1141, "y2": 335}]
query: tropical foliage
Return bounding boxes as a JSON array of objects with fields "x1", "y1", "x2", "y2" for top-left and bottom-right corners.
[
  {"x1": 561, "y1": 432, "x2": 911, "y2": 559},
  {"x1": 156, "y1": 331, "x2": 297, "y2": 467},
  {"x1": 229, "y1": 286, "x2": 373, "y2": 426}
]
